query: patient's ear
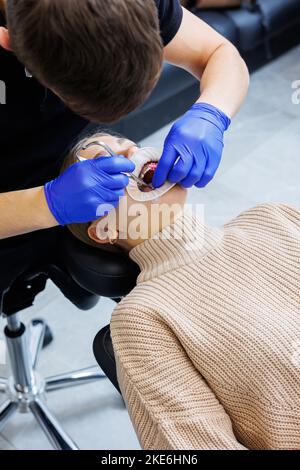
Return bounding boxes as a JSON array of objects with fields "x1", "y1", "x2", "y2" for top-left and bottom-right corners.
[
  {"x1": 0, "y1": 27, "x2": 12, "y2": 51},
  {"x1": 88, "y1": 220, "x2": 118, "y2": 245},
  {"x1": 88, "y1": 223, "x2": 109, "y2": 245}
]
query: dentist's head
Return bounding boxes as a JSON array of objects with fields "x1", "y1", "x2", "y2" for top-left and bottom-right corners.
[{"x1": 0, "y1": 0, "x2": 163, "y2": 122}]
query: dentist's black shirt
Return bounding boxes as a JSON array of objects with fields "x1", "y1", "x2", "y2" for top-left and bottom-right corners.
[{"x1": 155, "y1": 0, "x2": 183, "y2": 46}]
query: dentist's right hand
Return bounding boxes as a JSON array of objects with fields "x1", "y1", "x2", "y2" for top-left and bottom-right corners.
[{"x1": 44, "y1": 156, "x2": 135, "y2": 225}]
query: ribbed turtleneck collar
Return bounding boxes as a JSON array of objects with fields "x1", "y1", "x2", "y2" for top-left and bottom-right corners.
[{"x1": 129, "y1": 212, "x2": 224, "y2": 284}]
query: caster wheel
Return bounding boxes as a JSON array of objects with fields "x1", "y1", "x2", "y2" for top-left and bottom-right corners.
[{"x1": 31, "y1": 318, "x2": 54, "y2": 348}]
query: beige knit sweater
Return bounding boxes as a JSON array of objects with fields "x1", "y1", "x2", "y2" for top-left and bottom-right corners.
[{"x1": 110, "y1": 204, "x2": 300, "y2": 450}]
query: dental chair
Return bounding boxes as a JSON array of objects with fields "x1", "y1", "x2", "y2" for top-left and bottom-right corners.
[{"x1": 0, "y1": 229, "x2": 139, "y2": 450}]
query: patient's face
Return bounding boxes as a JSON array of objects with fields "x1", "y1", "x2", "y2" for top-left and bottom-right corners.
[{"x1": 77, "y1": 134, "x2": 187, "y2": 246}]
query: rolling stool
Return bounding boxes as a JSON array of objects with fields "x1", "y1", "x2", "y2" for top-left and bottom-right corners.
[{"x1": 0, "y1": 230, "x2": 139, "y2": 450}]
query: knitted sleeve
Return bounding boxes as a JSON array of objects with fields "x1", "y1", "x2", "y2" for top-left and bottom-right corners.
[{"x1": 111, "y1": 305, "x2": 247, "y2": 450}]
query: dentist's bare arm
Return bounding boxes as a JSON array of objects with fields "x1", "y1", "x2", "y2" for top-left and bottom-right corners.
[
  {"x1": 0, "y1": 155, "x2": 135, "y2": 240},
  {"x1": 152, "y1": 7, "x2": 249, "y2": 190},
  {"x1": 0, "y1": 187, "x2": 58, "y2": 240},
  {"x1": 164, "y1": 7, "x2": 249, "y2": 118}
]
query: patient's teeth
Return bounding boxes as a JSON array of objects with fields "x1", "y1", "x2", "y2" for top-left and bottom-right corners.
[
  {"x1": 127, "y1": 147, "x2": 175, "y2": 202},
  {"x1": 139, "y1": 162, "x2": 158, "y2": 189},
  {"x1": 130, "y1": 148, "x2": 160, "y2": 178}
]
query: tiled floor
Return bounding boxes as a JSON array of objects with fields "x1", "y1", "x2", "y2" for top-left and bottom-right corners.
[{"x1": 1, "y1": 45, "x2": 300, "y2": 450}]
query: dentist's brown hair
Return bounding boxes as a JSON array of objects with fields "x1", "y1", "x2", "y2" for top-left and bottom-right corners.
[{"x1": 7, "y1": 0, "x2": 163, "y2": 123}]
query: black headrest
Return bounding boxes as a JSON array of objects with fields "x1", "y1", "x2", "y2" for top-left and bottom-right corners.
[{"x1": 61, "y1": 231, "x2": 140, "y2": 299}]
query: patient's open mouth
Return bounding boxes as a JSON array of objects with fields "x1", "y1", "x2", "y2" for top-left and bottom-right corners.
[
  {"x1": 138, "y1": 161, "x2": 158, "y2": 192},
  {"x1": 127, "y1": 147, "x2": 175, "y2": 202}
]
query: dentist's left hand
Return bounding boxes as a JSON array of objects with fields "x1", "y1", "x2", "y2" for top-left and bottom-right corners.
[
  {"x1": 152, "y1": 103, "x2": 231, "y2": 189},
  {"x1": 44, "y1": 156, "x2": 135, "y2": 225}
]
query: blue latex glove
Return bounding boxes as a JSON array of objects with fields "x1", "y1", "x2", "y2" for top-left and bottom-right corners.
[
  {"x1": 152, "y1": 103, "x2": 231, "y2": 189},
  {"x1": 44, "y1": 156, "x2": 135, "y2": 225}
]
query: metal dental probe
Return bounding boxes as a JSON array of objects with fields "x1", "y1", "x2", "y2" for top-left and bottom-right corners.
[{"x1": 79, "y1": 140, "x2": 154, "y2": 189}]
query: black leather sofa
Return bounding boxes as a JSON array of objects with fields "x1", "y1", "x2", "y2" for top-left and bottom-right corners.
[{"x1": 111, "y1": 0, "x2": 300, "y2": 141}]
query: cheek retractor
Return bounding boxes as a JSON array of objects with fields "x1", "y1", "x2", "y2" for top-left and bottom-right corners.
[{"x1": 126, "y1": 148, "x2": 175, "y2": 202}]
